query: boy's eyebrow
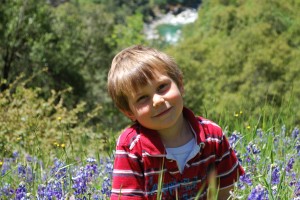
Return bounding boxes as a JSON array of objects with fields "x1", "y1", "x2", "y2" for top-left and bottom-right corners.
[
  {"x1": 133, "y1": 91, "x2": 144, "y2": 97},
  {"x1": 154, "y1": 76, "x2": 171, "y2": 84},
  {"x1": 132, "y1": 77, "x2": 170, "y2": 95}
]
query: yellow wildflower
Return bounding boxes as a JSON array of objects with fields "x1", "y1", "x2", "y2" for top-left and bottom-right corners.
[
  {"x1": 57, "y1": 116, "x2": 62, "y2": 121},
  {"x1": 61, "y1": 144, "x2": 65, "y2": 148},
  {"x1": 0, "y1": 161, "x2": 3, "y2": 167},
  {"x1": 53, "y1": 142, "x2": 59, "y2": 147},
  {"x1": 234, "y1": 113, "x2": 239, "y2": 117},
  {"x1": 247, "y1": 125, "x2": 251, "y2": 129}
]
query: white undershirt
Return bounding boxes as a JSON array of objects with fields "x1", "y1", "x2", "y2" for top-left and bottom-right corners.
[{"x1": 166, "y1": 138, "x2": 196, "y2": 173}]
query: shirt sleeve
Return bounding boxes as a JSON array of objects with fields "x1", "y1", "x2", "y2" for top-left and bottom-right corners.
[
  {"x1": 110, "y1": 137, "x2": 145, "y2": 200},
  {"x1": 215, "y1": 133, "x2": 245, "y2": 189}
]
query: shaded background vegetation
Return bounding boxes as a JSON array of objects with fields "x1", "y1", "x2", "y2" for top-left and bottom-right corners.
[
  {"x1": 169, "y1": 0, "x2": 300, "y2": 128},
  {"x1": 1, "y1": 0, "x2": 299, "y2": 157}
]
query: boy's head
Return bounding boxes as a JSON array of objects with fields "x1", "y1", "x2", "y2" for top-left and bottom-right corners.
[{"x1": 107, "y1": 45, "x2": 183, "y2": 113}]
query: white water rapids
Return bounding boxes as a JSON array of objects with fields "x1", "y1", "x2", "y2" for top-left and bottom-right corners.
[{"x1": 144, "y1": 8, "x2": 199, "y2": 44}]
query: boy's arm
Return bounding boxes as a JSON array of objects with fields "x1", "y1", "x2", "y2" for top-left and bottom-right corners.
[
  {"x1": 215, "y1": 133, "x2": 244, "y2": 192},
  {"x1": 111, "y1": 142, "x2": 145, "y2": 200}
]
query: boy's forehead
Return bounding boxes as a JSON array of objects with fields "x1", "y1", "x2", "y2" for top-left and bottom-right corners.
[{"x1": 127, "y1": 73, "x2": 170, "y2": 95}]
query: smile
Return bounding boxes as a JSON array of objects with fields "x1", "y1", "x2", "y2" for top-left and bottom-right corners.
[{"x1": 152, "y1": 107, "x2": 172, "y2": 118}]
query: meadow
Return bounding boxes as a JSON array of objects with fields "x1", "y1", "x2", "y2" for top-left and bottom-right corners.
[
  {"x1": 1, "y1": 0, "x2": 300, "y2": 199},
  {"x1": 0, "y1": 82, "x2": 299, "y2": 200}
]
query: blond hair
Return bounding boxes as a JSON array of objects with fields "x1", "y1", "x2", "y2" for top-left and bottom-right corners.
[{"x1": 107, "y1": 45, "x2": 183, "y2": 112}]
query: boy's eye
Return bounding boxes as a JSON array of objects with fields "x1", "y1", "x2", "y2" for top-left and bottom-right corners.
[
  {"x1": 158, "y1": 83, "x2": 169, "y2": 92},
  {"x1": 136, "y1": 95, "x2": 148, "y2": 103}
]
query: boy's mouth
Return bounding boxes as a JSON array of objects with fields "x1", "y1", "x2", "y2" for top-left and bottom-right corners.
[{"x1": 152, "y1": 107, "x2": 172, "y2": 118}]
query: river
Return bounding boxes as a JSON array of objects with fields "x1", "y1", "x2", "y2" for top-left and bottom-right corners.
[{"x1": 144, "y1": 8, "x2": 199, "y2": 44}]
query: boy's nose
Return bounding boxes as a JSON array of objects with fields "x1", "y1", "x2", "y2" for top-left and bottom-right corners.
[{"x1": 153, "y1": 94, "x2": 165, "y2": 107}]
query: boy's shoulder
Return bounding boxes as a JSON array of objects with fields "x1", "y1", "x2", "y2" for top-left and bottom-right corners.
[
  {"x1": 115, "y1": 123, "x2": 165, "y2": 155},
  {"x1": 196, "y1": 116, "x2": 224, "y2": 139},
  {"x1": 116, "y1": 124, "x2": 140, "y2": 147},
  {"x1": 183, "y1": 107, "x2": 223, "y2": 139}
]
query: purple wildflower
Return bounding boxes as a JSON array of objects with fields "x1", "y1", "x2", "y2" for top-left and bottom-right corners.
[
  {"x1": 86, "y1": 158, "x2": 97, "y2": 163},
  {"x1": 286, "y1": 157, "x2": 295, "y2": 173},
  {"x1": 85, "y1": 158, "x2": 98, "y2": 179},
  {"x1": 25, "y1": 154, "x2": 33, "y2": 162},
  {"x1": 92, "y1": 191, "x2": 103, "y2": 200},
  {"x1": 17, "y1": 164, "x2": 34, "y2": 183},
  {"x1": 1, "y1": 158, "x2": 13, "y2": 176},
  {"x1": 72, "y1": 167, "x2": 88, "y2": 196},
  {"x1": 292, "y1": 127, "x2": 299, "y2": 139},
  {"x1": 17, "y1": 164, "x2": 26, "y2": 178},
  {"x1": 0, "y1": 183, "x2": 14, "y2": 198},
  {"x1": 243, "y1": 153, "x2": 252, "y2": 163},
  {"x1": 248, "y1": 184, "x2": 269, "y2": 200},
  {"x1": 289, "y1": 172, "x2": 297, "y2": 187},
  {"x1": 271, "y1": 166, "x2": 280, "y2": 185},
  {"x1": 104, "y1": 161, "x2": 113, "y2": 175},
  {"x1": 229, "y1": 131, "x2": 240, "y2": 147},
  {"x1": 296, "y1": 141, "x2": 300, "y2": 155},
  {"x1": 295, "y1": 180, "x2": 300, "y2": 197},
  {"x1": 247, "y1": 142, "x2": 261, "y2": 154},
  {"x1": 13, "y1": 151, "x2": 19, "y2": 159},
  {"x1": 71, "y1": 158, "x2": 100, "y2": 197},
  {"x1": 16, "y1": 164, "x2": 34, "y2": 182},
  {"x1": 15, "y1": 182, "x2": 27, "y2": 200},
  {"x1": 101, "y1": 177, "x2": 112, "y2": 197},
  {"x1": 36, "y1": 158, "x2": 69, "y2": 199},
  {"x1": 37, "y1": 180, "x2": 64, "y2": 199},
  {"x1": 37, "y1": 184, "x2": 46, "y2": 199},
  {"x1": 240, "y1": 173, "x2": 252, "y2": 186},
  {"x1": 50, "y1": 158, "x2": 67, "y2": 179},
  {"x1": 99, "y1": 158, "x2": 113, "y2": 197}
]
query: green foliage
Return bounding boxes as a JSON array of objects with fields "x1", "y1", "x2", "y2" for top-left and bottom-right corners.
[
  {"x1": 168, "y1": 0, "x2": 300, "y2": 126},
  {"x1": 0, "y1": 0, "x2": 54, "y2": 87},
  {"x1": 0, "y1": 0, "x2": 115, "y2": 107},
  {"x1": 0, "y1": 0, "x2": 159, "y2": 134},
  {"x1": 51, "y1": 2, "x2": 114, "y2": 101},
  {"x1": 107, "y1": 13, "x2": 149, "y2": 52},
  {"x1": 0, "y1": 73, "x2": 115, "y2": 159}
]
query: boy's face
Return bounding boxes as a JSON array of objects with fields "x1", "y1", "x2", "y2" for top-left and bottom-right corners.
[{"x1": 123, "y1": 72, "x2": 184, "y2": 132}]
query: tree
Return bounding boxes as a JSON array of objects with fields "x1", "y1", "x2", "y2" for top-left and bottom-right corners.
[
  {"x1": 107, "y1": 13, "x2": 149, "y2": 52},
  {"x1": 0, "y1": 0, "x2": 54, "y2": 91},
  {"x1": 0, "y1": 0, "x2": 116, "y2": 107},
  {"x1": 168, "y1": 0, "x2": 300, "y2": 125}
]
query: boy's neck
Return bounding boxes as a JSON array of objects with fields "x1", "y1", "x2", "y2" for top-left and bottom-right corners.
[{"x1": 158, "y1": 114, "x2": 194, "y2": 148}]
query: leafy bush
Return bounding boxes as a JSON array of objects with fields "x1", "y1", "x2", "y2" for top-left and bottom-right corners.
[{"x1": 0, "y1": 73, "x2": 115, "y2": 159}]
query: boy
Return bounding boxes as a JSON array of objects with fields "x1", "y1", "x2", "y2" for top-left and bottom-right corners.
[{"x1": 107, "y1": 45, "x2": 244, "y2": 200}]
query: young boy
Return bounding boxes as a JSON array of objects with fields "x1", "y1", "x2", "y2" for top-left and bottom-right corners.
[{"x1": 107, "y1": 45, "x2": 244, "y2": 200}]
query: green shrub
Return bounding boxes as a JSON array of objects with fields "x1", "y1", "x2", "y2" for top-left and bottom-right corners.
[{"x1": 0, "y1": 73, "x2": 115, "y2": 160}]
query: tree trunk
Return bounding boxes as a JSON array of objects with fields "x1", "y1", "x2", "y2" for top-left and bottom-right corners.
[{"x1": 1, "y1": 47, "x2": 12, "y2": 92}]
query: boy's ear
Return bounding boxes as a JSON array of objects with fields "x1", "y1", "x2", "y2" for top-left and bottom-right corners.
[{"x1": 121, "y1": 109, "x2": 136, "y2": 121}]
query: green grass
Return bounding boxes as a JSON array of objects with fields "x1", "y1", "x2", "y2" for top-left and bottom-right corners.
[{"x1": 0, "y1": 78, "x2": 299, "y2": 199}]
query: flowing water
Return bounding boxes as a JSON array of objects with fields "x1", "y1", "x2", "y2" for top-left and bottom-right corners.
[{"x1": 144, "y1": 8, "x2": 198, "y2": 44}]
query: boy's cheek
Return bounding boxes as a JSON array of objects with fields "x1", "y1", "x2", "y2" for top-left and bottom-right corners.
[{"x1": 121, "y1": 109, "x2": 136, "y2": 121}]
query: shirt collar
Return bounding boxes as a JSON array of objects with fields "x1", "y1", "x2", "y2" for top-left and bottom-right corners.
[{"x1": 137, "y1": 107, "x2": 205, "y2": 155}]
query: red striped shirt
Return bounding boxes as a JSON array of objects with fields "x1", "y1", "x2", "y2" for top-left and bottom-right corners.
[{"x1": 111, "y1": 107, "x2": 244, "y2": 200}]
